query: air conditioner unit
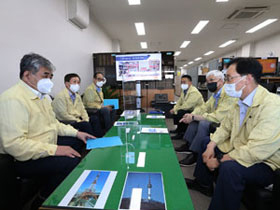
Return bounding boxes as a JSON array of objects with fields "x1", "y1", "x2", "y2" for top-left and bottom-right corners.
[
  {"x1": 68, "y1": 0, "x2": 89, "y2": 29},
  {"x1": 227, "y1": 6, "x2": 269, "y2": 20}
]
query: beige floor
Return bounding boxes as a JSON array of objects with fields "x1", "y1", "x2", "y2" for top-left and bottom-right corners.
[{"x1": 165, "y1": 118, "x2": 247, "y2": 210}]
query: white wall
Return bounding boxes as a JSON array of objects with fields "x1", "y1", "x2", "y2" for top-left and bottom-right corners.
[
  {"x1": 217, "y1": 32, "x2": 280, "y2": 59},
  {"x1": 254, "y1": 32, "x2": 280, "y2": 57},
  {"x1": 0, "y1": 0, "x2": 113, "y2": 95}
]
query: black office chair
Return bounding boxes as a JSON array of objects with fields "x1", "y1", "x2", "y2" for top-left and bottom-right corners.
[
  {"x1": 0, "y1": 154, "x2": 20, "y2": 210},
  {"x1": 0, "y1": 154, "x2": 41, "y2": 210}
]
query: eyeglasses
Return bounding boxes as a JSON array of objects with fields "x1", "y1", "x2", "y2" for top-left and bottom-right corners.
[{"x1": 224, "y1": 75, "x2": 241, "y2": 82}]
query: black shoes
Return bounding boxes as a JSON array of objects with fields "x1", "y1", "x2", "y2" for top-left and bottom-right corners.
[
  {"x1": 179, "y1": 152, "x2": 197, "y2": 166},
  {"x1": 175, "y1": 143, "x2": 190, "y2": 153},
  {"x1": 171, "y1": 133, "x2": 184, "y2": 140},
  {"x1": 169, "y1": 129, "x2": 178, "y2": 134},
  {"x1": 185, "y1": 178, "x2": 213, "y2": 197}
]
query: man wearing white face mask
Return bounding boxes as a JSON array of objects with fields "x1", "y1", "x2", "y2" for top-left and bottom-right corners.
[
  {"x1": 52, "y1": 73, "x2": 101, "y2": 137},
  {"x1": 0, "y1": 53, "x2": 95, "y2": 209},
  {"x1": 83, "y1": 72, "x2": 116, "y2": 133},
  {"x1": 185, "y1": 58, "x2": 280, "y2": 210},
  {"x1": 169, "y1": 75, "x2": 204, "y2": 139},
  {"x1": 177, "y1": 70, "x2": 237, "y2": 166}
]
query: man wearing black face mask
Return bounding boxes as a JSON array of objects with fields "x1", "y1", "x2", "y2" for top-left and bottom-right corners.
[{"x1": 176, "y1": 70, "x2": 238, "y2": 166}]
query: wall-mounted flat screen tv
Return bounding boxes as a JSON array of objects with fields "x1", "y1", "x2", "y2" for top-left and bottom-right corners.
[
  {"x1": 116, "y1": 53, "x2": 162, "y2": 81},
  {"x1": 255, "y1": 57, "x2": 278, "y2": 75},
  {"x1": 222, "y1": 58, "x2": 233, "y2": 70}
]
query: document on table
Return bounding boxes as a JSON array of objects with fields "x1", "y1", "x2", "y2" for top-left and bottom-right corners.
[
  {"x1": 146, "y1": 115, "x2": 165, "y2": 119},
  {"x1": 120, "y1": 110, "x2": 140, "y2": 117},
  {"x1": 119, "y1": 172, "x2": 166, "y2": 210},
  {"x1": 114, "y1": 121, "x2": 139, "y2": 126},
  {"x1": 86, "y1": 136, "x2": 123, "y2": 150},
  {"x1": 59, "y1": 170, "x2": 117, "y2": 209},
  {"x1": 141, "y1": 127, "x2": 169, "y2": 134}
]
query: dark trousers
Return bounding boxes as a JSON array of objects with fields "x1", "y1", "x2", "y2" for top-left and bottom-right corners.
[
  {"x1": 14, "y1": 136, "x2": 83, "y2": 198},
  {"x1": 71, "y1": 121, "x2": 95, "y2": 136},
  {"x1": 173, "y1": 109, "x2": 191, "y2": 133},
  {"x1": 98, "y1": 107, "x2": 116, "y2": 131},
  {"x1": 193, "y1": 137, "x2": 274, "y2": 210},
  {"x1": 184, "y1": 120, "x2": 211, "y2": 152}
]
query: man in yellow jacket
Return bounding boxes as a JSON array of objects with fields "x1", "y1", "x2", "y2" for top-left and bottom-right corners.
[
  {"x1": 83, "y1": 72, "x2": 116, "y2": 132},
  {"x1": 52, "y1": 73, "x2": 102, "y2": 137},
  {"x1": 0, "y1": 53, "x2": 94, "y2": 209},
  {"x1": 177, "y1": 70, "x2": 237, "y2": 166},
  {"x1": 169, "y1": 75, "x2": 204, "y2": 139},
  {"x1": 186, "y1": 58, "x2": 280, "y2": 210}
]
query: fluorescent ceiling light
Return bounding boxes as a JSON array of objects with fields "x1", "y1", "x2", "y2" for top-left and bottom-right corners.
[
  {"x1": 219, "y1": 40, "x2": 236, "y2": 48},
  {"x1": 188, "y1": 61, "x2": 194, "y2": 65},
  {"x1": 128, "y1": 0, "x2": 141, "y2": 5},
  {"x1": 216, "y1": 0, "x2": 229, "y2": 2},
  {"x1": 135, "y1": 22, "x2": 145, "y2": 35},
  {"x1": 195, "y1": 57, "x2": 202, "y2": 61},
  {"x1": 246, "y1": 19, "x2": 278, "y2": 33},
  {"x1": 204, "y1": 51, "x2": 215, "y2": 56},
  {"x1": 183, "y1": 64, "x2": 188, "y2": 67},
  {"x1": 191, "y1": 20, "x2": 209, "y2": 34},
  {"x1": 174, "y1": 51, "x2": 181, "y2": 56},
  {"x1": 140, "y1": 42, "x2": 147, "y2": 49},
  {"x1": 180, "y1": 41, "x2": 191, "y2": 48}
]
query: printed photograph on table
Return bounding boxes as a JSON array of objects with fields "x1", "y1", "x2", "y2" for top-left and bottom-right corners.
[
  {"x1": 58, "y1": 170, "x2": 117, "y2": 209},
  {"x1": 119, "y1": 172, "x2": 166, "y2": 210}
]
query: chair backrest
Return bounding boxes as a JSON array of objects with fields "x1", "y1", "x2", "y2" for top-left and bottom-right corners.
[{"x1": 155, "y1": 94, "x2": 168, "y2": 103}]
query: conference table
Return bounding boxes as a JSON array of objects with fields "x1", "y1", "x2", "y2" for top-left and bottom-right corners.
[{"x1": 41, "y1": 114, "x2": 194, "y2": 210}]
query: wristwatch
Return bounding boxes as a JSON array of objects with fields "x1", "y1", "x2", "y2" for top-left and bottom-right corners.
[{"x1": 192, "y1": 115, "x2": 195, "y2": 121}]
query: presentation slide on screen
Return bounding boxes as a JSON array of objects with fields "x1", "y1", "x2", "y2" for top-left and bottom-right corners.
[{"x1": 116, "y1": 53, "x2": 162, "y2": 81}]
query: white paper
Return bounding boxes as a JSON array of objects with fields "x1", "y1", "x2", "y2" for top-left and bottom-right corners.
[
  {"x1": 95, "y1": 171, "x2": 117, "y2": 208},
  {"x1": 141, "y1": 127, "x2": 168, "y2": 134},
  {"x1": 129, "y1": 188, "x2": 142, "y2": 210},
  {"x1": 58, "y1": 170, "x2": 117, "y2": 209},
  {"x1": 146, "y1": 115, "x2": 165, "y2": 119},
  {"x1": 58, "y1": 170, "x2": 91, "y2": 206},
  {"x1": 137, "y1": 152, "x2": 146, "y2": 167}
]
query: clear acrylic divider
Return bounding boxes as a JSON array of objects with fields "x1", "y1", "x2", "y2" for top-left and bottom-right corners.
[{"x1": 120, "y1": 73, "x2": 140, "y2": 169}]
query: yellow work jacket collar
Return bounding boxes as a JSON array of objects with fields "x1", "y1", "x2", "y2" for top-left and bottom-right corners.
[
  {"x1": 63, "y1": 88, "x2": 77, "y2": 104},
  {"x1": 236, "y1": 85, "x2": 265, "y2": 128},
  {"x1": 18, "y1": 80, "x2": 43, "y2": 100},
  {"x1": 234, "y1": 85, "x2": 264, "y2": 110}
]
